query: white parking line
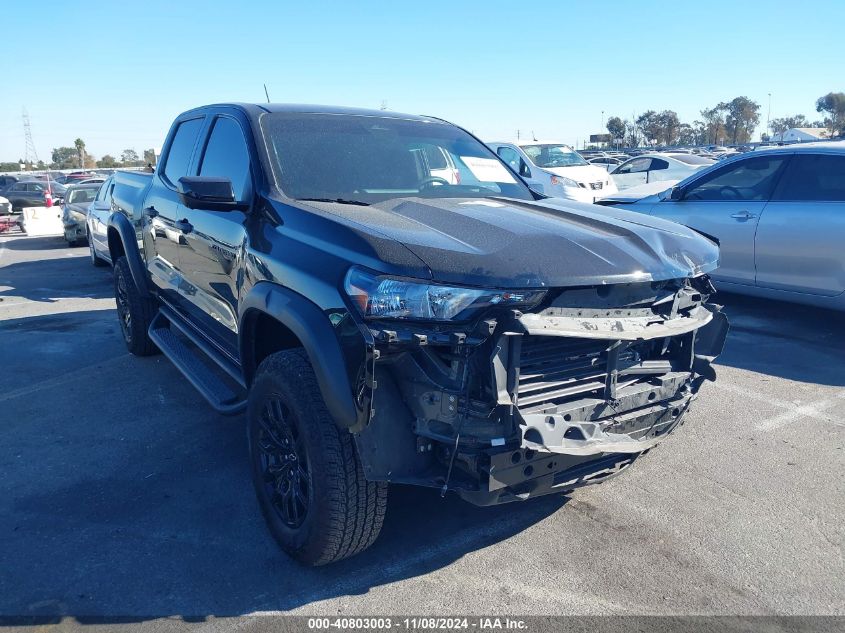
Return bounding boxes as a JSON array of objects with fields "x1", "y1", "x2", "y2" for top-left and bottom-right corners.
[
  {"x1": 712, "y1": 380, "x2": 845, "y2": 430},
  {"x1": 755, "y1": 391, "x2": 845, "y2": 431}
]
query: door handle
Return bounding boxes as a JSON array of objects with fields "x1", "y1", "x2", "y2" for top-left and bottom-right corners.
[
  {"x1": 175, "y1": 219, "x2": 193, "y2": 234},
  {"x1": 144, "y1": 206, "x2": 158, "y2": 218},
  {"x1": 730, "y1": 210, "x2": 757, "y2": 220}
]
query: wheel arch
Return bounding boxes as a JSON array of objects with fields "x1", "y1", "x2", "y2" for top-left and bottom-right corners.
[
  {"x1": 239, "y1": 282, "x2": 360, "y2": 430},
  {"x1": 107, "y1": 213, "x2": 150, "y2": 297}
]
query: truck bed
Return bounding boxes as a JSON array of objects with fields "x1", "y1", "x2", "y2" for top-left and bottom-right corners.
[{"x1": 111, "y1": 169, "x2": 153, "y2": 221}]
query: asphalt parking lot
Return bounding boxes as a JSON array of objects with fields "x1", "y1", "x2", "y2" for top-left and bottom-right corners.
[{"x1": 1, "y1": 233, "x2": 843, "y2": 621}]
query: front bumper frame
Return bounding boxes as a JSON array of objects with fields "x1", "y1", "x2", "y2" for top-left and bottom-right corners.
[{"x1": 356, "y1": 284, "x2": 728, "y2": 506}]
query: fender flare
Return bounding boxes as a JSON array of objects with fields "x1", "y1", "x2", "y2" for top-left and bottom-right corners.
[
  {"x1": 108, "y1": 213, "x2": 151, "y2": 298},
  {"x1": 239, "y1": 282, "x2": 359, "y2": 430}
]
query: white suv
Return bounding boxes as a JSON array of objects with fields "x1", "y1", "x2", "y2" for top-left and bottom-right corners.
[{"x1": 487, "y1": 141, "x2": 617, "y2": 202}]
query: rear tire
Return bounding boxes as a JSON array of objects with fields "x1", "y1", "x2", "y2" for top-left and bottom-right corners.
[
  {"x1": 248, "y1": 349, "x2": 387, "y2": 566},
  {"x1": 113, "y1": 256, "x2": 158, "y2": 356}
]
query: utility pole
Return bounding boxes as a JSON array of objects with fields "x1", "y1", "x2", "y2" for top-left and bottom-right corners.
[
  {"x1": 766, "y1": 93, "x2": 772, "y2": 138},
  {"x1": 601, "y1": 110, "x2": 605, "y2": 148},
  {"x1": 264, "y1": 84, "x2": 271, "y2": 103}
]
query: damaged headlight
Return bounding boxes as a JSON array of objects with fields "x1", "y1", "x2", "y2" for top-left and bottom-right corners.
[{"x1": 345, "y1": 267, "x2": 546, "y2": 321}]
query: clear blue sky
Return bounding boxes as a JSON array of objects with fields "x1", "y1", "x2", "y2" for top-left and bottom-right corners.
[{"x1": 1, "y1": 0, "x2": 843, "y2": 162}]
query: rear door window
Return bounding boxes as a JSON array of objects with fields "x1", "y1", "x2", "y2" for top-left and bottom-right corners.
[
  {"x1": 163, "y1": 117, "x2": 204, "y2": 188},
  {"x1": 771, "y1": 154, "x2": 845, "y2": 202}
]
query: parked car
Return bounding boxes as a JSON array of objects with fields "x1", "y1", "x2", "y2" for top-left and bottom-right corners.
[
  {"x1": 61, "y1": 183, "x2": 101, "y2": 246},
  {"x1": 0, "y1": 195, "x2": 11, "y2": 215},
  {"x1": 487, "y1": 141, "x2": 618, "y2": 202},
  {"x1": 589, "y1": 156, "x2": 624, "y2": 171},
  {"x1": 63, "y1": 171, "x2": 97, "y2": 184},
  {"x1": 101, "y1": 103, "x2": 727, "y2": 566},
  {"x1": 610, "y1": 153, "x2": 714, "y2": 190},
  {"x1": 86, "y1": 175, "x2": 115, "y2": 266},
  {"x1": 0, "y1": 174, "x2": 20, "y2": 189},
  {"x1": 602, "y1": 141, "x2": 845, "y2": 309},
  {"x1": 0, "y1": 180, "x2": 66, "y2": 212}
]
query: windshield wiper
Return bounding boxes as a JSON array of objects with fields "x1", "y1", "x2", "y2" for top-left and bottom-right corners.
[{"x1": 296, "y1": 197, "x2": 371, "y2": 206}]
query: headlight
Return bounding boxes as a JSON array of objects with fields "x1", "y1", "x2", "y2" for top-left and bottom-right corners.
[
  {"x1": 344, "y1": 267, "x2": 546, "y2": 322},
  {"x1": 550, "y1": 175, "x2": 579, "y2": 188}
]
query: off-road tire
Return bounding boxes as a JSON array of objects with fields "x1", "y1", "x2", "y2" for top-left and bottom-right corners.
[
  {"x1": 89, "y1": 233, "x2": 107, "y2": 267},
  {"x1": 248, "y1": 349, "x2": 388, "y2": 566},
  {"x1": 113, "y1": 256, "x2": 158, "y2": 356}
]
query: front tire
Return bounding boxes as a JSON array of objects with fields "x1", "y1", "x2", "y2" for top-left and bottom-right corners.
[
  {"x1": 248, "y1": 349, "x2": 387, "y2": 566},
  {"x1": 113, "y1": 256, "x2": 158, "y2": 356}
]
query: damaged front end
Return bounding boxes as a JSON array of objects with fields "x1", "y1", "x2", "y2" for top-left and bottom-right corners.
[{"x1": 352, "y1": 274, "x2": 728, "y2": 506}]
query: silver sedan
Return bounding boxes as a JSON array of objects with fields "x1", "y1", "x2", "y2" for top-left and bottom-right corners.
[{"x1": 609, "y1": 142, "x2": 845, "y2": 310}]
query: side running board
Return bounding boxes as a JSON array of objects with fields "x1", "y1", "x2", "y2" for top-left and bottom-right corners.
[{"x1": 148, "y1": 307, "x2": 247, "y2": 415}]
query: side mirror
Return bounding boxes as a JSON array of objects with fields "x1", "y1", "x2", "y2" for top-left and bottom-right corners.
[
  {"x1": 668, "y1": 186, "x2": 684, "y2": 201},
  {"x1": 91, "y1": 200, "x2": 111, "y2": 211},
  {"x1": 177, "y1": 176, "x2": 245, "y2": 211}
]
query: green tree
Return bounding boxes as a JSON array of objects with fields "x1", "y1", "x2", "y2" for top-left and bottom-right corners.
[
  {"x1": 677, "y1": 123, "x2": 696, "y2": 145},
  {"x1": 700, "y1": 105, "x2": 727, "y2": 144},
  {"x1": 769, "y1": 114, "x2": 810, "y2": 136},
  {"x1": 74, "y1": 138, "x2": 86, "y2": 169},
  {"x1": 0, "y1": 162, "x2": 21, "y2": 172},
  {"x1": 143, "y1": 148, "x2": 157, "y2": 166},
  {"x1": 51, "y1": 146, "x2": 78, "y2": 169},
  {"x1": 656, "y1": 110, "x2": 681, "y2": 145},
  {"x1": 121, "y1": 149, "x2": 140, "y2": 165},
  {"x1": 722, "y1": 97, "x2": 760, "y2": 144},
  {"x1": 97, "y1": 154, "x2": 118, "y2": 168},
  {"x1": 605, "y1": 116, "x2": 626, "y2": 143},
  {"x1": 623, "y1": 119, "x2": 640, "y2": 147},
  {"x1": 635, "y1": 110, "x2": 662, "y2": 145},
  {"x1": 815, "y1": 92, "x2": 845, "y2": 136}
]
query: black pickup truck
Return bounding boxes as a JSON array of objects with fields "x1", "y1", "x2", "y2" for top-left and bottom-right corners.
[{"x1": 105, "y1": 103, "x2": 728, "y2": 565}]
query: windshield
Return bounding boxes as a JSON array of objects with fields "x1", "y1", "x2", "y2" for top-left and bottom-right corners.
[
  {"x1": 521, "y1": 144, "x2": 589, "y2": 168},
  {"x1": 260, "y1": 112, "x2": 534, "y2": 204}
]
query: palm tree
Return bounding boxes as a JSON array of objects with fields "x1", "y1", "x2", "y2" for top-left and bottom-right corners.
[{"x1": 74, "y1": 138, "x2": 86, "y2": 169}]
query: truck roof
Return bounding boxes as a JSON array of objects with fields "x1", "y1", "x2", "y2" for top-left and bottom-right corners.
[{"x1": 182, "y1": 102, "x2": 439, "y2": 123}]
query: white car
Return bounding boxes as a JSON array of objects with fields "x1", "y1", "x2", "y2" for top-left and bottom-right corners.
[
  {"x1": 610, "y1": 153, "x2": 714, "y2": 190},
  {"x1": 487, "y1": 141, "x2": 617, "y2": 202},
  {"x1": 588, "y1": 156, "x2": 625, "y2": 171}
]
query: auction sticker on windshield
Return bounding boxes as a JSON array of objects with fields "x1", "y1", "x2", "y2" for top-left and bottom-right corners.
[{"x1": 460, "y1": 157, "x2": 517, "y2": 183}]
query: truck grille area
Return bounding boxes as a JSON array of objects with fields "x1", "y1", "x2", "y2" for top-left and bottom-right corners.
[
  {"x1": 518, "y1": 337, "x2": 608, "y2": 411},
  {"x1": 516, "y1": 335, "x2": 662, "y2": 414}
]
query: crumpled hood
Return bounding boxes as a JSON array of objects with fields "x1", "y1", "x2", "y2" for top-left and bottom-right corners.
[
  {"x1": 544, "y1": 164, "x2": 611, "y2": 184},
  {"x1": 308, "y1": 196, "x2": 719, "y2": 288}
]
